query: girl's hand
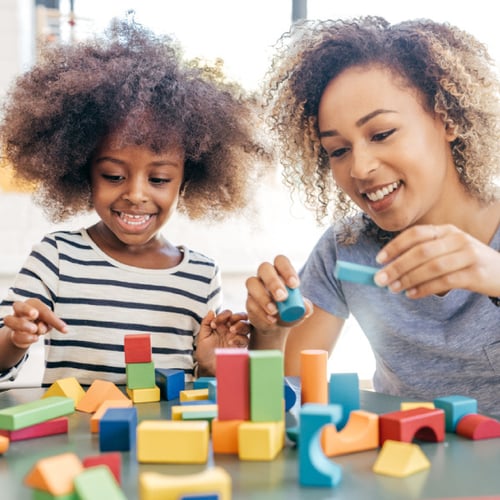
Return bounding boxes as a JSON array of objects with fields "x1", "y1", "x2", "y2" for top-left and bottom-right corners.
[
  {"x1": 4, "y1": 298, "x2": 68, "y2": 350},
  {"x1": 245, "y1": 254, "x2": 313, "y2": 334},
  {"x1": 374, "y1": 224, "x2": 500, "y2": 299},
  {"x1": 195, "y1": 310, "x2": 250, "y2": 376}
]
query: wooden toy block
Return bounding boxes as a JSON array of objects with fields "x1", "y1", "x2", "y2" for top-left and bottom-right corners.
[
  {"x1": 90, "y1": 400, "x2": 133, "y2": 433},
  {"x1": 212, "y1": 418, "x2": 243, "y2": 454},
  {"x1": 328, "y1": 372, "x2": 360, "y2": 430},
  {"x1": 0, "y1": 416, "x2": 68, "y2": 441},
  {"x1": 180, "y1": 399, "x2": 216, "y2": 406},
  {"x1": 215, "y1": 348, "x2": 249, "y2": 421},
  {"x1": 238, "y1": 420, "x2": 285, "y2": 461},
  {"x1": 401, "y1": 402, "x2": 435, "y2": 411},
  {"x1": 124, "y1": 333, "x2": 152, "y2": 363},
  {"x1": 74, "y1": 465, "x2": 126, "y2": 499},
  {"x1": 155, "y1": 368, "x2": 185, "y2": 401},
  {"x1": 0, "y1": 435, "x2": 9, "y2": 454},
  {"x1": 42, "y1": 377, "x2": 86, "y2": 406},
  {"x1": 0, "y1": 396, "x2": 74, "y2": 431},
  {"x1": 126, "y1": 361, "x2": 156, "y2": 389},
  {"x1": 76, "y1": 380, "x2": 129, "y2": 413},
  {"x1": 126, "y1": 386, "x2": 160, "y2": 403},
  {"x1": 193, "y1": 376, "x2": 215, "y2": 389},
  {"x1": 300, "y1": 350, "x2": 328, "y2": 404},
  {"x1": 299, "y1": 403, "x2": 343, "y2": 487},
  {"x1": 455, "y1": 413, "x2": 500, "y2": 440},
  {"x1": 284, "y1": 379, "x2": 297, "y2": 412},
  {"x1": 434, "y1": 395, "x2": 478, "y2": 432},
  {"x1": 139, "y1": 466, "x2": 231, "y2": 500},
  {"x1": 180, "y1": 388, "x2": 209, "y2": 402},
  {"x1": 82, "y1": 452, "x2": 122, "y2": 484},
  {"x1": 24, "y1": 452, "x2": 83, "y2": 495},
  {"x1": 379, "y1": 407, "x2": 445, "y2": 445},
  {"x1": 321, "y1": 410, "x2": 379, "y2": 456},
  {"x1": 249, "y1": 350, "x2": 284, "y2": 422},
  {"x1": 137, "y1": 420, "x2": 209, "y2": 464},
  {"x1": 171, "y1": 404, "x2": 218, "y2": 420},
  {"x1": 334, "y1": 260, "x2": 378, "y2": 286},
  {"x1": 32, "y1": 489, "x2": 78, "y2": 499},
  {"x1": 372, "y1": 439, "x2": 430, "y2": 477},
  {"x1": 99, "y1": 407, "x2": 138, "y2": 452},
  {"x1": 276, "y1": 286, "x2": 306, "y2": 322}
]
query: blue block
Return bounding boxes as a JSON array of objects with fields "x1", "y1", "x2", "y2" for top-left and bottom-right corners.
[
  {"x1": 193, "y1": 377, "x2": 215, "y2": 389},
  {"x1": 299, "y1": 403, "x2": 343, "y2": 487},
  {"x1": 99, "y1": 407, "x2": 138, "y2": 452},
  {"x1": 207, "y1": 380, "x2": 217, "y2": 403},
  {"x1": 434, "y1": 395, "x2": 478, "y2": 432},
  {"x1": 284, "y1": 379, "x2": 297, "y2": 412},
  {"x1": 328, "y1": 373, "x2": 360, "y2": 430},
  {"x1": 155, "y1": 368, "x2": 185, "y2": 401},
  {"x1": 334, "y1": 260, "x2": 379, "y2": 286},
  {"x1": 277, "y1": 286, "x2": 306, "y2": 323}
]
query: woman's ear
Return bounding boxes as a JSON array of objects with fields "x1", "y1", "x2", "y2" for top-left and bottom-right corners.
[{"x1": 444, "y1": 119, "x2": 458, "y2": 142}]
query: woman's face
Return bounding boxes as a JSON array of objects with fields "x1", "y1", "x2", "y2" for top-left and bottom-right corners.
[{"x1": 318, "y1": 65, "x2": 459, "y2": 232}]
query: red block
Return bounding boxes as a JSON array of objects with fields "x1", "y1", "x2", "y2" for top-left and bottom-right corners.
[
  {"x1": 456, "y1": 413, "x2": 500, "y2": 440},
  {"x1": 379, "y1": 407, "x2": 445, "y2": 445},
  {"x1": 215, "y1": 348, "x2": 249, "y2": 421},
  {"x1": 0, "y1": 417, "x2": 68, "y2": 441},
  {"x1": 124, "y1": 334, "x2": 152, "y2": 363},
  {"x1": 82, "y1": 452, "x2": 122, "y2": 484}
]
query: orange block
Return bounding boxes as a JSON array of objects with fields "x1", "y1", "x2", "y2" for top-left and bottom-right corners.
[
  {"x1": 90, "y1": 399, "x2": 134, "y2": 433},
  {"x1": 0, "y1": 435, "x2": 9, "y2": 454},
  {"x1": 300, "y1": 350, "x2": 328, "y2": 404},
  {"x1": 76, "y1": 380, "x2": 129, "y2": 413},
  {"x1": 24, "y1": 452, "x2": 83, "y2": 495},
  {"x1": 321, "y1": 410, "x2": 379, "y2": 457},
  {"x1": 212, "y1": 419, "x2": 243, "y2": 454}
]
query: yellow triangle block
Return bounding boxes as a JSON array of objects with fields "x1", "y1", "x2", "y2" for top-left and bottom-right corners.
[
  {"x1": 43, "y1": 377, "x2": 86, "y2": 406},
  {"x1": 24, "y1": 452, "x2": 83, "y2": 495},
  {"x1": 373, "y1": 440, "x2": 430, "y2": 477}
]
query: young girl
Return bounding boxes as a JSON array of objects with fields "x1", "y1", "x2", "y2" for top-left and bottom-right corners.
[
  {"x1": 246, "y1": 17, "x2": 500, "y2": 414},
  {"x1": 0, "y1": 19, "x2": 269, "y2": 385}
]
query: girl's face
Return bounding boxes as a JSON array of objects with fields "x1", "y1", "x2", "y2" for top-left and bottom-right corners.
[
  {"x1": 90, "y1": 135, "x2": 185, "y2": 251},
  {"x1": 318, "y1": 65, "x2": 459, "y2": 232}
]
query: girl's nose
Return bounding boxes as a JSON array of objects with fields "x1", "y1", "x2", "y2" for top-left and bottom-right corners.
[{"x1": 122, "y1": 178, "x2": 149, "y2": 204}]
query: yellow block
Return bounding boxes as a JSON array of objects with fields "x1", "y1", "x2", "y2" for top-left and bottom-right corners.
[
  {"x1": 43, "y1": 377, "x2": 86, "y2": 406},
  {"x1": 238, "y1": 420, "x2": 284, "y2": 461},
  {"x1": 90, "y1": 399, "x2": 134, "y2": 433},
  {"x1": 400, "y1": 402, "x2": 435, "y2": 411},
  {"x1": 137, "y1": 420, "x2": 209, "y2": 463},
  {"x1": 180, "y1": 388, "x2": 209, "y2": 402},
  {"x1": 171, "y1": 404, "x2": 218, "y2": 420},
  {"x1": 126, "y1": 386, "x2": 160, "y2": 403},
  {"x1": 139, "y1": 467, "x2": 231, "y2": 500},
  {"x1": 373, "y1": 440, "x2": 431, "y2": 477}
]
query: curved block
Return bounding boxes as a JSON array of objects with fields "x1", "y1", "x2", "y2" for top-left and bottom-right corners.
[
  {"x1": 321, "y1": 410, "x2": 379, "y2": 457},
  {"x1": 299, "y1": 403, "x2": 343, "y2": 487},
  {"x1": 379, "y1": 407, "x2": 445, "y2": 445},
  {"x1": 456, "y1": 413, "x2": 500, "y2": 440}
]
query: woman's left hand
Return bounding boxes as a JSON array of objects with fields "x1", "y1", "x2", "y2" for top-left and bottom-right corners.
[{"x1": 374, "y1": 224, "x2": 500, "y2": 299}]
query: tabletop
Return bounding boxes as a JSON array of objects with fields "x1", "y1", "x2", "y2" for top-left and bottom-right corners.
[{"x1": 0, "y1": 383, "x2": 500, "y2": 500}]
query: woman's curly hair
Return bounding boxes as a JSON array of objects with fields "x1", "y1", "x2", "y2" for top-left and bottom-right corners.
[
  {"x1": 264, "y1": 16, "x2": 500, "y2": 226},
  {"x1": 0, "y1": 19, "x2": 271, "y2": 222}
]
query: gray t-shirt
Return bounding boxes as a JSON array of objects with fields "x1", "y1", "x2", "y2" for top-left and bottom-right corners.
[{"x1": 299, "y1": 219, "x2": 500, "y2": 415}]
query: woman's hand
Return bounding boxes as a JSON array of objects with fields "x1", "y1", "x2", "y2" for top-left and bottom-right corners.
[{"x1": 374, "y1": 224, "x2": 500, "y2": 299}]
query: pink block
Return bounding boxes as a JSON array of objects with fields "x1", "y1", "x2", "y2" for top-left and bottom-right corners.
[
  {"x1": 83, "y1": 452, "x2": 122, "y2": 484},
  {"x1": 0, "y1": 417, "x2": 68, "y2": 441},
  {"x1": 456, "y1": 414, "x2": 500, "y2": 440}
]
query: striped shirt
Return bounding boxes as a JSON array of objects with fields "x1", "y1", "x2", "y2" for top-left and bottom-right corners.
[{"x1": 0, "y1": 229, "x2": 222, "y2": 386}]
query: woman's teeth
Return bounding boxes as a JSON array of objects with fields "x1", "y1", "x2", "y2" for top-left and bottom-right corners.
[{"x1": 365, "y1": 181, "x2": 400, "y2": 202}]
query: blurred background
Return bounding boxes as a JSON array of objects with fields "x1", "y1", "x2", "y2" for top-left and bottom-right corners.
[{"x1": 0, "y1": 0, "x2": 498, "y2": 388}]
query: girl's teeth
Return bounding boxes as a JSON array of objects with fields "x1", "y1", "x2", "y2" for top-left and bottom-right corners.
[
  {"x1": 366, "y1": 182, "x2": 399, "y2": 202},
  {"x1": 119, "y1": 213, "x2": 151, "y2": 225}
]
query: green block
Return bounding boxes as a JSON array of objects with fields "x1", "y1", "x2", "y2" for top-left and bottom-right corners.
[
  {"x1": 182, "y1": 409, "x2": 218, "y2": 422},
  {"x1": 33, "y1": 488, "x2": 78, "y2": 499},
  {"x1": 126, "y1": 361, "x2": 155, "y2": 389},
  {"x1": 249, "y1": 350, "x2": 284, "y2": 422},
  {"x1": 74, "y1": 465, "x2": 126, "y2": 500},
  {"x1": 0, "y1": 396, "x2": 74, "y2": 431}
]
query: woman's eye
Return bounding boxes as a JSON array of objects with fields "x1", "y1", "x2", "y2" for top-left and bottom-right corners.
[
  {"x1": 330, "y1": 147, "x2": 348, "y2": 158},
  {"x1": 372, "y1": 128, "x2": 396, "y2": 142}
]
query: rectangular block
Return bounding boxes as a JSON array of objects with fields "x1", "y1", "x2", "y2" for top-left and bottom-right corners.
[
  {"x1": 126, "y1": 362, "x2": 155, "y2": 389},
  {"x1": 0, "y1": 416, "x2": 68, "y2": 441},
  {"x1": 334, "y1": 260, "x2": 378, "y2": 286},
  {"x1": 0, "y1": 396, "x2": 75, "y2": 431},
  {"x1": 124, "y1": 334, "x2": 152, "y2": 363},
  {"x1": 99, "y1": 407, "x2": 138, "y2": 452},
  {"x1": 155, "y1": 368, "x2": 185, "y2": 401}
]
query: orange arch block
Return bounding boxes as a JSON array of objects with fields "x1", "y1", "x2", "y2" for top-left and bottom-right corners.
[{"x1": 321, "y1": 410, "x2": 379, "y2": 457}]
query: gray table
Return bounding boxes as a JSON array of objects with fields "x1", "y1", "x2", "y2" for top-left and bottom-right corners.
[{"x1": 0, "y1": 385, "x2": 499, "y2": 499}]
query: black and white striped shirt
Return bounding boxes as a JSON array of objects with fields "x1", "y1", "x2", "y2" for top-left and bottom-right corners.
[{"x1": 0, "y1": 229, "x2": 222, "y2": 386}]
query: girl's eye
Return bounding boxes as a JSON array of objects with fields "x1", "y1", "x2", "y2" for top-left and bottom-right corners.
[
  {"x1": 102, "y1": 174, "x2": 124, "y2": 182},
  {"x1": 150, "y1": 177, "x2": 171, "y2": 185},
  {"x1": 372, "y1": 128, "x2": 396, "y2": 142}
]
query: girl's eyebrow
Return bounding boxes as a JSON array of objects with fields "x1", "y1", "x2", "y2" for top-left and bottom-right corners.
[
  {"x1": 93, "y1": 156, "x2": 183, "y2": 168},
  {"x1": 319, "y1": 108, "x2": 397, "y2": 138}
]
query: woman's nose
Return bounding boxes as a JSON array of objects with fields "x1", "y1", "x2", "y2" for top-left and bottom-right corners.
[{"x1": 350, "y1": 148, "x2": 379, "y2": 179}]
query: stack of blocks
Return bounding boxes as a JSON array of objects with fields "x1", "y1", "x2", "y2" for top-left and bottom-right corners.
[{"x1": 124, "y1": 334, "x2": 160, "y2": 403}]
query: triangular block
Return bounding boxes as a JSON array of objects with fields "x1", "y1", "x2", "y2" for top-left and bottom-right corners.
[
  {"x1": 43, "y1": 377, "x2": 86, "y2": 406},
  {"x1": 76, "y1": 380, "x2": 129, "y2": 413},
  {"x1": 373, "y1": 440, "x2": 430, "y2": 478}
]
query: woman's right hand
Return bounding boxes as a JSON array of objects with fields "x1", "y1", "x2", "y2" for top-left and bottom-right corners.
[
  {"x1": 245, "y1": 255, "x2": 313, "y2": 335},
  {"x1": 3, "y1": 298, "x2": 67, "y2": 350}
]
